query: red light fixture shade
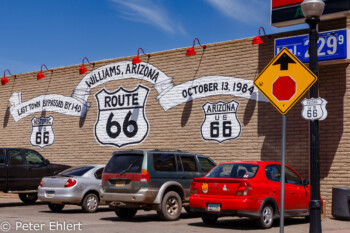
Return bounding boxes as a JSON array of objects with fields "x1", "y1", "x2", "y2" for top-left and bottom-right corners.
[
  {"x1": 252, "y1": 27, "x2": 268, "y2": 45},
  {"x1": 252, "y1": 35, "x2": 264, "y2": 45},
  {"x1": 1, "y1": 69, "x2": 16, "y2": 86},
  {"x1": 79, "y1": 57, "x2": 95, "y2": 74},
  {"x1": 37, "y1": 71, "x2": 45, "y2": 80},
  {"x1": 132, "y1": 56, "x2": 141, "y2": 64},
  {"x1": 186, "y1": 47, "x2": 196, "y2": 56},
  {"x1": 186, "y1": 38, "x2": 206, "y2": 56},
  {"x1": 132, "y1": 48, "x2": 151, "y2": 64},
  {"x1": 1, "y1": 76, "x2": 9, "y2": 85},
  {"x1": 37, "y1": 64, "x2": 53, "y2": 80}
]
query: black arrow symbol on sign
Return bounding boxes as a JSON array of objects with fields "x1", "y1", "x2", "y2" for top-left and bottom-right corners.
[{"x1": 273, "y1": 52, "x2": 296, "y2": 70}]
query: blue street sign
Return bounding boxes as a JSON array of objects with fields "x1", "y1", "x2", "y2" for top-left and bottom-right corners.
[{"x1": 275, "y1": 29, "x2": 348, "y2": 63}]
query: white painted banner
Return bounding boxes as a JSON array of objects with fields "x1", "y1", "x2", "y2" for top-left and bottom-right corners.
[
  {"x1": 10, "y1": 93, "x2": 89, "y2": 122},
  {"x1": 157, "y1": 76, "x2": 268, "y2": 111},
  {"x1": 9, "y1": 61, "x2": 268, "y2": 121},
  {"x1": 73, "y1": 61, "x2": 174, "y2": 106}
]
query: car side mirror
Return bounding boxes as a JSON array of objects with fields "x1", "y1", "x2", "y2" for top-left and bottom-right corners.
[
  {"x1": 44, "y1": 159, "x2": 50, "y2": 165},
  {"x1": 303, "y1": 179, "x2": 309, "y2": 186}
]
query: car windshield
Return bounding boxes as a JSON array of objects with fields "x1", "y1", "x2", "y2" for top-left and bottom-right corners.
[
  {"x1": 206, "y1": 163, "x2": 259, "y2": 178},
  {"x1": 59, "y1": 166, "x2": 94, "y2": 176},
  {"x1": 104, "y1": 154, "x2": 143, "y2": 174}
]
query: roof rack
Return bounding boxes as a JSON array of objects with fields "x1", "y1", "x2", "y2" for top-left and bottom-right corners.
[
  {"x1": 131, "y1": 148, "x2": 160, "y2": 151},
  {"x1": 130, "y1": 148, "x2": 183, "y2": 152}
]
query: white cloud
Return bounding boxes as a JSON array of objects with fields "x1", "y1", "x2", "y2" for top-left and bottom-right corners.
[
  {"x1": 204, "y1": 0, "x2": 268, "y2": 25},
  {"x1": 110, "y1": 0, "x2": 186, "y2": 35}
]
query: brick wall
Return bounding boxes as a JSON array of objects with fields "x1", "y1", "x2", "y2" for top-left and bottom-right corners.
[{"x1": 1, "y1": 17, "x2": 349, "y2": 215}]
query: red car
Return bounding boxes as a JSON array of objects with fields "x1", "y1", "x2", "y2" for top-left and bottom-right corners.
[{"x1": 189, "y1": 161, "x2": 314, "y2": 229}]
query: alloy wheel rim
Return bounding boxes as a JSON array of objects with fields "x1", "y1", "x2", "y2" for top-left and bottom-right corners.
[
  {"x1": 166, "y1": 197, "x2": 178, "y2": 215},
  {"x1": 263, "y1": 207, "x2": 272, "y2": 226},
  {"x1": 27, "y1": 194, "x2": 37, "y2": 200},
  {"x1": 87, "y1": 196, "x2": 98, "y2": 210}
]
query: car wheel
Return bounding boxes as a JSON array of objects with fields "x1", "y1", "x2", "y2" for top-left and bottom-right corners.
[
  {"x1": 256, "y1": 204, "x2": 274, "y2": 229},
  {"x1": 82, "y1": 193, "x2": 99, "y2": 213},
  {"x1": 157, "y1": 191, "x2": 182, "y2": 221},
  {"x1": 201, "y1": 213, "x2": 218, "y2": 225},
  {"x1": 18, "y1": 193, "x2": 38, "y2": 204},
  {"x1": 114, "y1": 208, "x2": 138, "y2": 219},
  {"x1": 48, "y1": 203, "x2": 65, "y2": 212}
]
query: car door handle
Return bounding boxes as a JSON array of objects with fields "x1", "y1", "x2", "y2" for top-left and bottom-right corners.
[
  {"x1": 182, "y1": 176, "x2": 187, "y2": 179},
  {"x1": 291, "y1": 192, "x2": 295, "y2": 195}
]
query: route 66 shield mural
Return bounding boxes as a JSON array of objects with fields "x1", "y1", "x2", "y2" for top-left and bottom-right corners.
[
  {"x1": 30, "y1": 116, "x2": 55, "y2": 148},
  {"x1": 94, "y1": 85, "x2": 150, "y2": 148},
  {"x1": 301, "y1": 97, "x2": 328, "y2": 121},
  {"x1": 201, "y1": 100, "x2": 241, "y2": 143}
]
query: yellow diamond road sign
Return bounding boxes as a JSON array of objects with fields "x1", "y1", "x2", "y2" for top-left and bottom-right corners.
[{"x1": 254, "y1": 47, "x2": 317, "y2": 115}]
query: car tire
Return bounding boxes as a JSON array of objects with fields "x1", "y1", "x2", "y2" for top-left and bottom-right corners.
[
  {"x1": 114, "y1": 208, "x2": 138, "y2": 219},
  {"x1": 48, "y1": 203, "x2": 65, "y2": 212},
  {"x1": 256, "y1": 204, "x2": 274, "y2": 229},
  {"x1": 18, "y1": 193, "x2": 38, "y2": 204},
  {"x1": 82, "y1": 193, "x2": 99, "y2": 213},
  {"x1": 304, "y1": 215, "x2": 310, "y2": 223},
  {"x1": 184, "y1": 206, "x2": 193, "y2": 214},
  {"x1": 157, "y1": 191, "x2": 182, "y2": 221},
  {"x1": 201, "y1": 213, "x2": 218, "y2": 225}
]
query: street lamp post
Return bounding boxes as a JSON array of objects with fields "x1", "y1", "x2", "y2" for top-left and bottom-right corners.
[{"x1": 301, "y1": 0, "x2": 325, "y2": 232}]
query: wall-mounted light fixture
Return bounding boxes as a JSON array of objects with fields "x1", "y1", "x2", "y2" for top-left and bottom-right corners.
[
  {"x1": 132, "y1": 48, "x2": 151, "y2": 64},
  {"x1": 37, "y1": 64, "x2": 53, "y2": 80},
  {"x1": 252, "y1": 27, "x2": 270, "y2": 45},
  {"x1": 186, "y1": 38, "x2": 206, "y2": 56},
  {"x1": 79, "y1": 57, "x2": 95, "y2": 74},
  {"x1": 1, "y1": 69, "x2": 16, "y2": 85}
]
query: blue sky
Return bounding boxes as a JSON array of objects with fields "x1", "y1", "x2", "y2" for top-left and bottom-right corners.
[{"x1": 0, "y1": 0, "x2": 306, "y2": 75}]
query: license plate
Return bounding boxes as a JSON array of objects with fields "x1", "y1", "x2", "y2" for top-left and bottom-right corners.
[
  {"x1": 207, "y1": 203, "x2": 220, "y2": 212},
  {"x1": 115, "y1": 181, "x2": 125, "y2": 187},
  {"x1": 46, "y1": 191, "x2": 55, "y2": 198}
]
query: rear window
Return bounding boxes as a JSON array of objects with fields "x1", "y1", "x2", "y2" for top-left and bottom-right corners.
[
  {"x1": 180, "y1": 156, "x2": 198, "y2": 172},
  {"x1": 104, "y1": 154, "x2": 143, "y2": 174},
  {"x1": 198, "y1": 157, "x2": 215, "y2": 173},
  {"x1": 59, "y1": 166, "x2": 94, "y2": 176},
  {"x1": 206, "y1": 163, "x2": 259, "y2": 178}
]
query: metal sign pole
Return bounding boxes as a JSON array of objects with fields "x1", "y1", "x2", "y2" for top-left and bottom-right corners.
[{"x1": 280, "y1": 114, "x2": 286, "y2": 233}]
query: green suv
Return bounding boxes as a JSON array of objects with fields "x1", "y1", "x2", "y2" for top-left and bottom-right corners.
[{"x1": 101, "y1": 149, "x2": 215, "y2": 221}]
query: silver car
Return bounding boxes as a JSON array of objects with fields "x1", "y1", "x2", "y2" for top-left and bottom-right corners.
[{"x1": 38, "y1": 164, "x2": 105, "y2": 213}]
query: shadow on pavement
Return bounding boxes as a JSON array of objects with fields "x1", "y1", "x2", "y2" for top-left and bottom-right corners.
[
  {"x1": 188, "y1": 217, "x2": 308, "y2": 231},
  {"x1": 100, "y1": 212, "x2": 200, "y2": 222},
  {"x1": 39, "y1": 207, "x2": 112, "y2": 214},
  {"x1": 0, "y1": 201, "x2": 47, "y2": 208}
]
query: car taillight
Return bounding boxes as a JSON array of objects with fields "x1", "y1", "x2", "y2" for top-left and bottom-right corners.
[
  {"x1": 236, "y1": 182, "x2": 252, "y2": 196},
  {"x1": 140, "y1": 169, "x2": 150, "y2": 182},
  {"x1": 64, "y1": 178, "x2": 77, "y2": 188},
  {"x1": 39, "y1": 179, "x2": 43, "y2": 187},
  {"x1": 191, "y1": 182, "x2": 198, "y2": 194}
]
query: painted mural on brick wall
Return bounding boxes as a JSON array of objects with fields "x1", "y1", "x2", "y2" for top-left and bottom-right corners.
[
  {"x1": 30, "y1": 116, "x2": 55, "y2": 148},
  {"x1": 201, "y1": 100, "x2": 241, "y2": 143},
  {"x1": 7, "y1": 61, "x2": 268, "y2": 148},
  {"x1": 94, "y1": 85, "x2": 150, "y2": 148}
]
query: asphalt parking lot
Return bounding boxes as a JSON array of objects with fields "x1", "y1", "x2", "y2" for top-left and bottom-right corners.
[{"x1": 0, "y1": 197, "x2": 349, "y2": 233}]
